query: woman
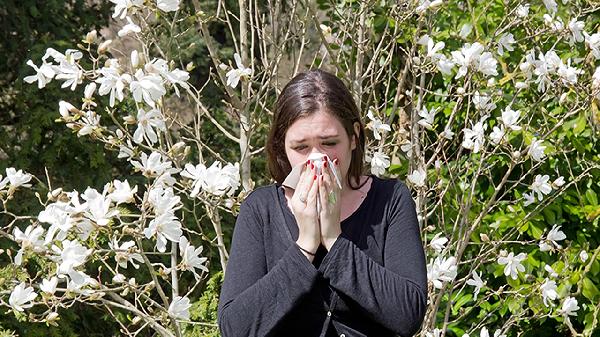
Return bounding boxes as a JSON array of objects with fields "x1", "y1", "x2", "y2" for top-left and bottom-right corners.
[{"x1": 218, "y1": 69, "x2": 427, "y2": 337}]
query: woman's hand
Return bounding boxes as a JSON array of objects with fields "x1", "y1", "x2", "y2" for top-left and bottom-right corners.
[
  {"x1": 318, "y1": 158, "x2": 342, "y2": 251},
  {"x1": 291, "y1": 161, "x2": 321, "y2": 257}
]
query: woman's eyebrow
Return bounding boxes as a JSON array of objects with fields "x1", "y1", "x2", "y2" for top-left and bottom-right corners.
[{"x1": 290, "y1": 135, "x2": 339, "y2": 143}]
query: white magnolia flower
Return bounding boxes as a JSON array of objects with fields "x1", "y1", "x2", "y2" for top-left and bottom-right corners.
[
  {"x1": 459, "y1": 23, "x2": 473, "y2": 39},
  {"x1": 466, "y1": 270, "x2": 485, "y2": 300},
  {"x1": 109, "y1": 179, "x2": 137, "y2": 204},
  {"x1": 133, "y1": 107, "x2": 166, "y2": 145},
  {"x1": 519, "y1": 51, "x2": 536, "y2": 80},
  {"x1": 5, "y1": 167, "x2": 32, "y2": 191},
  {"x1": 559, "y1": 297, "x2": 579, "y2": 316},
  {"x1": 112, "y1": 273, "x2": 127, "y2": 283},
  {"x1": 441, "y1": 126, "x2": 455, "y2": 140},
  {"x1": 539, "y1": 241, "x2": 553, "y2": 252},
  {"x1": 84, "y1": 189, "x2": 118, "y2": 227},
  {"x1": 370, "y1": 151, "x2": 390, "y2": 176},
  {"x1": 118, "y1": 139, "x2": 135, "y2": 159},
  {"x1": 540, "y1": 279, "x2": 558, "y2": 307},
  {"x1": 534, "y1": 50, "x2": 562, "y2": 92},
  {"x1": 418, "y1": 106, "x2": 437, "y2": 129},
  {"x1": 400, "y1": 141, "x2": 413, "y2": 157},
  {"x1": 427, "y1": 256, "x2": 458, "y2": 289},
  {"x1": 580, "y1": 250, "x2": 589, "y2": 263},
  {"x1": 13, "y1": 225, "x2": 45, "y2": 265},
  {"x1": 109, "y1": 239, "x2": 143, "y2": 269},
  {"x1": 497, "y1": 252, "x2": 527, "y2": 280},
  {"x1": 567, "y1": 19, "x2": 585, "y2": 45},
  {"x1": 523, "y1": 192, "x2": 535, "y2": 206},
  {"x1": 552, "y1": 176, "x2": 565, "y2": 188},
  {"x1": 39, "y1": 202, "x2": 74, "y2": 244},
  {"x1": 145, "y1": 58, "x2": 190, "y2": 96},
  {"x1": 408, "y1": 168, "x2": 427, "y2": 188},
  {"x1": 529, "y1": 175, "x2": 552, "y2": 201},
  {"x1": 545, "y1": 264, "x2": 559, "y2": 278},
  {"x1": 429, "y1": 233, "x2": 448, "y2": 254},
  {"x1": 585, "y1": 33, "x2": 600, "y2": 60},
  {"x1": 516, "y1": 4, "x2": 529, "y2": 17},
  {"x1": 179, "y1": 237, "x2": 209, "y2": 278},
  {"x1": 497, "y1": 33, "x2": 516, "y2": 55},
  {"x1": 436, "y1": 55, "x2": 455, "y2": 75},
  {"x1": 54, "y1": 62, "x2": 83, "y2": 91},
  {"x1": 206, "y1": 162, "x2": 240, "y2": 196},
  {"x1": 53, "y1": 239, "x2": 92, "y2": 275},
  {"x1": 168, "y1": 296, "x2": 191, "y2": 320},
  {"x1": 542, "y1": 0, "x2": 557, "y2": 13},
  {"x1": 451, "y1": 42, "x2": 484, "y2": 79},
  {"x1": 157, "y1": 0, "x2": 180, "y2": 12},
  {"x1": 76, "y1": 110, "x2": 100, "y2": 137},
  {"x1": 96, "y1": 60, "x2": 130, "y2": 107},
  {"x1": 472, "y1": 91, "x2": 496, "y2": 112},
  {"x1": 148, "y1": 186, "x2": 182, "y2": 216},
  {"x1": 131, "y1": 151, "x2": 173, "y2": 178},
  {"x1": 478, "y1": 52, "x2": 498, "y2": 77},
  {"x1": 24, "y1": 60, "x2": 56, "y2": 89},
  {"x1": 366, "y1": 109, "x2": 391, "y2": 140},
  {"x1": 544, "y1": 14, "x2": 564, "y2": 33},
  {"x1": 557, "y1": 59, "x2": 583, "y2": 86},
  {"x1": 0, "y1": 175, "x2": 8, "y2": 191},
  {"x1": 499, "y1": 107, "x2": 521, "y2": 131},
  {"x1": 130, "y1": 69, "x2": 166, "y2": 107},
  {"x1": 418, "y1": 35, "x2": 445, "y2": 60},
  {"x1": 462, "y1": 116, "x2": 487, "y2": 153},
  {"x1": 547, "y1": 225, "x2": 566, "y2": 248},
  {"x1": 489, "y1": 125, "x2": 506, "y2": 145},
  {"x1": 415, "y1": 0, "x2": 443, "y2": 14},
  {"x1": 40, "y1": 277, "x2": 59, "y2": 295},
  {"x1": 109, "y1": 0, "x2": 143, "y2": 19},
  {"x1": 118, "y1": 16, "x2": 141, "y2": 37},
  {"x1": 225, "y1": 53, "x2": 252, "y2": 88},
  {"x1": 144, "y1": 212, "x2": 182, "y2": 252},
  {"x1": 480, "y1": 327, "x2": 506, "y2": 337},
  {"x1": 9, "y1": 283, "x2": 37, "y2": 312},
  {"x1": 528, "y1": 138, "x2": 546, "y2": 162},
  {"x1": 425, "y1": 328, "x2": 443, "y2": 337}
]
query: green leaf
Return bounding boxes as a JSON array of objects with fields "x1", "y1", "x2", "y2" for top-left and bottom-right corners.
[
  {"x1": 582, "y1": 278, "x2": 600, "y2": 301},
  {"x1": 451, "y1": 292, "x2": 473, "y2": 315},
  {"x1": 585, "y1": 189, "x2": 598, "y2": 206}
]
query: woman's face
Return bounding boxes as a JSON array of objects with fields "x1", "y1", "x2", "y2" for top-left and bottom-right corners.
[{"x1": 284, "y1": 110, "x2": 359, "y2": 187}]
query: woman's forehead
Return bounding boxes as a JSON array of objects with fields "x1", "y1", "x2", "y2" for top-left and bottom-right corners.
[{"x1": 285, "y1": 111, "x2": 345, "y2": 140}]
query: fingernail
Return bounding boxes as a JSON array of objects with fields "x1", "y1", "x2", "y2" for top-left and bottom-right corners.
[
  {"x1": 306, "y1": 160, "x2": 310, "y2": 166},
  {"x1": 311, "y1": 163, "x2": 314, "y2": 170},
  {"x1": 334, "y1": 158, "x2": 339, "y2": 165},
  {"x1": 324, "y1": 161, "x2": 328, "y2": 168},
  {"x1": 313, "y1": 175, "x2": 317, "y2": 180}
]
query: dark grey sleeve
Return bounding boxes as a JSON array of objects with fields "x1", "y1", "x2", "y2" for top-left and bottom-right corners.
[
  {"x1": 318, "y1": 182, "x2": 427, "y2": 336},
  {"x1": 217, "y1": 197, "x2": 320, "y2": 337}
]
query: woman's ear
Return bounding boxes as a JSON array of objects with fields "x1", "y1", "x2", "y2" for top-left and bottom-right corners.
[{"x1": 351, "y1": 122, "x2": 360, "y2": 150}]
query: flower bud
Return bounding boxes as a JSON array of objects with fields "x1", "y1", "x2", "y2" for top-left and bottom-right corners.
[
  {"x1": 45, "y1": 312, "x2": 60, "y2": 326},
  {"x1": 123, "y1": 115, "x2": 136, "y2": 124},
  {"x1": 456, "y1": 87, "x2": 465, "y2": 95},
  {"x1": 84, "y1": 83, "x2": 96, "y2": 100},
  {"x1": 480, "y1": 233, "x2": 490, "y2": 242},
  {"x1": 85, "y1": 30, "x2": 97, "y2": 44},
  {"x1": 186, "y1": 61, "x2": 195, "y2": 71},
  {"x1": 98, "y1": 39, "x2": 112, "y2": 54},
  {"x1": 131, "y1": 50, "x2": 139, "y2": 68}
]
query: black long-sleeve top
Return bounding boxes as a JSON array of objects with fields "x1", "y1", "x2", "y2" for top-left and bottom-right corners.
[{"x1": 217, "y1": 175, "x2": 427, "y2": 337}]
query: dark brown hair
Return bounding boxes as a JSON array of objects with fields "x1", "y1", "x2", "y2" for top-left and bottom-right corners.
[{"x1": 266, "y1": 69, "x2": 366, "y2": 190}]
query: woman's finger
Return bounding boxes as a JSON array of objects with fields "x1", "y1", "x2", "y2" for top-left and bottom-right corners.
[
  {"x1": 294, "y1": 161, "x2": 312, "y2": 202},
  {"x1": 306, "y1": 171, "x2": 319, "y2": 210}
]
